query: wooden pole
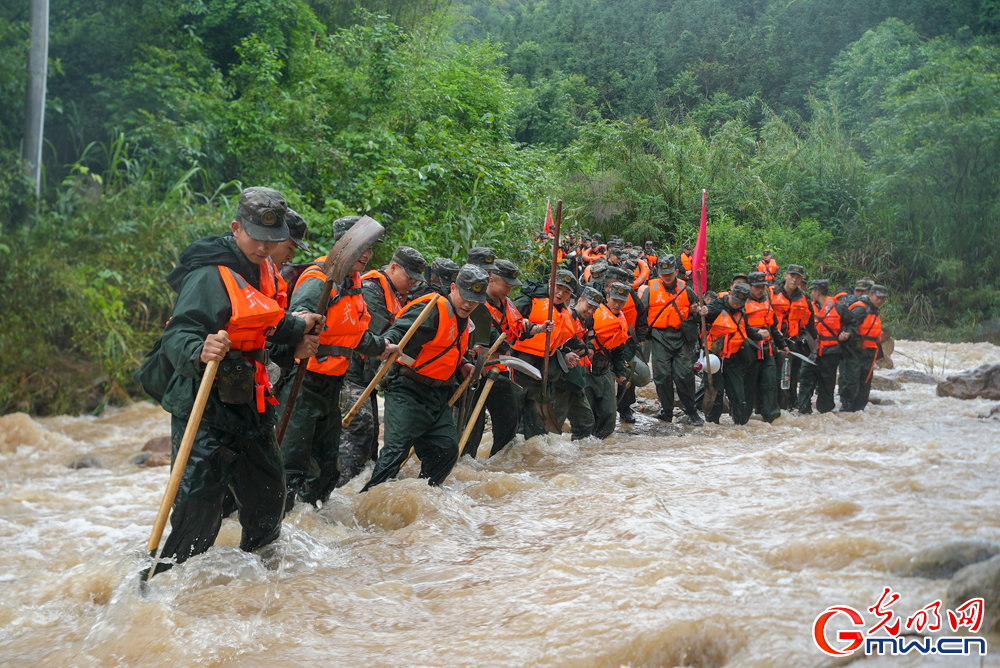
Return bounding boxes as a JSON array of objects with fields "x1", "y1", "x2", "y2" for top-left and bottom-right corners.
[
  {"x1": 447, "y1": 332, "x2": 506, "y2": 407},
  {"x1": 541, "y1": 200, "x2": 562, "y2": 388},
  {"x1": 343, "y1": 293, "x2": 441, "y2": 427},
  {"x1": 143, "y1": 331, "x2": 227, "y2": 580}
]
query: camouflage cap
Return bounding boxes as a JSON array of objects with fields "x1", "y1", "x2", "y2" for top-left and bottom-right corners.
[
  {"x1": 624, "y1": 242, "x2": 634, "y2": 249},
  {"x1": 590, "y1": 261, "x2": 609, "y2": 278},
  {"x1": 623, "y1": 260, "x2": 637, "y2": 273},
  {"x1": 607, "y1": 282, "x2": 630, "y2": 301},
  {"x1": 607, "y1": 266, "x2": 632, "y2": 283},
  {"x1": 748, "y1": 271, "x2": 768, "y2": 286},
  {"x1": 855, "y1": 278, "x2": 875, "y2": 292},
  {"x1": 809, "y1": 279, "x2": 830, "y2": 294},
  {"x1": 431, "y1": 257, "x2": 461, "y2": 284},
  {"x1": 332, "y1": 215, "x2": 362, "y2": 242},
  {"x1": 467, "y1": 247, "x2": 498, "y2": 272},
  {"x1": 730, "y1": 282, "x2": 752, "y2": 302},
  {"x1": 657, "y1": 254, "x2": 678, "y2": 272},
  {"x1": 581, "y1": 286, "x2": 605, "y2": 307},
  {"x1": 593, "y1": 233, "x2": 602, "y2": 240},
  {"x1": 285, "y1": 209, "x2": 310, "y2": 250},
  {"x1": 236, "y1": 186, "x2": 289, "y2": 242},
  {"x1": 645, "y1": 240, "x2": 654, "y2": 247},
  {"x1": 683, "y1": 243, "x2": 693, "y2": 251},
  {"x1": 555, "y1": 269, "x2": 578, "y2": 292},
  {"x1": 494, "y1": 259, "x2": 522, "y2": 286},
  {"x1": 763, "y1": 249, "x2": 773, "y2": 255},
  {"x1": 732, "y1": 272, "x2": 749, "y2": 283},
  {"x1": 871, "y1": 284, "x2": 888, "y2": 298},
  {"x1": 391, "y1": 246, "x2": 427, "y2": 282},
  {"x1": 786, "y1": 264, "x2": 805, "y2": 276},
  {"x1": 455, "y1": 264, "x2": 490, "y2": 303}
]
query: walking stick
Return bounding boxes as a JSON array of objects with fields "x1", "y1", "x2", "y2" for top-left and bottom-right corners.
[
  {"x1": 447, "y1": 333, "x2": 506, "y2": 407},
  {"x1": 142, "y1": 330, "x2": 227, "y2": 581},
  {"x1": 343, "y1": 293, "x2": 441, "y2": 427}
]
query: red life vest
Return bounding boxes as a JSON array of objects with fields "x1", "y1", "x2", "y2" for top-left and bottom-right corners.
[
  {"x1": 812, "y1": 298, "x2": 842, "y2": 356},
  {"x1": 757, "y1": 258, "x2": 779, "y2": 282},
  {"x1": 396, "y1": 293, "x2": 469, "y2": 382},
  {"x1": 294, "y1": 258, "x2": 370, "y2": 376},
  {"x1": 647, "y1": 278, "x2": 691, "y2": 329},
  {"x1": 217, "y1": 266, "x2": 285, "y2": 412},
  {"x1": 769, "y1": 285, "x2": 810, "y2": 338},
  {"x1": 707, "y1": 309, "x2": 749, "y2": 359},
  {"x1": 744, "y1": 297, "x2": 774, "y2": 358},
  {"x1": 362, "y1": 269, "x2": 406, "y2": 321},
  {"x1": 512, "y1": 298, "x2": 577, "y2": 357}
]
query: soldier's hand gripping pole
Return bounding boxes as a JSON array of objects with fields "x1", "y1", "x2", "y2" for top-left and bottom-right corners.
[
  {"x1": 447, "y1": 332, "x2": 506, "y2": 407},
  {"x1": 343, "y1": 293, "x2": 441, "y2": 427},
  {"x1": 142, "y1": 330, "x2": 228, "y2": 582}
]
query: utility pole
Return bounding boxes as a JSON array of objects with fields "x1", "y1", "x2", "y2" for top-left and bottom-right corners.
[{"x1": 24, "y1": 0, "x2": 49, "y2": 207}]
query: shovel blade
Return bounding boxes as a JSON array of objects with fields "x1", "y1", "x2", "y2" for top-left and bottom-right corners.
[
  {"x1": 702, "y1": 384, "x2": 718, "y2": 416},
  {"x1": 537, "y1": 396, "x2": 563, "y2": 434},
  {"x1": 322, "y1": 215, "x2": 385, "y2": 285}
]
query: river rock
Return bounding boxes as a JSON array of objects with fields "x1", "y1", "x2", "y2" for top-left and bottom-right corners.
[
  {"x1": 896, "y1": 540, "x2": 1000, "y2": 579},
  {"x1": 870, "y1": 375, "x2": 902, "y2": 391},
  {"x1": 936, "y1": 364, "x2": 1000, "y2": 400},
  {"x1": 144, "y1": 454, "x2": 171, "y2": 467},
  {"x1": 131, "y1": 452, "x2": 152, "y2": 465},
  {"x1": 868, "y1": 395, "x2": 895, "y2": 406},
  {"x1": 947, "y1": 554, "x2": 1000, "y2": 633},
  {"x1": 886, "y1": 369, "x2": 938, "y2": 385},
  {"x1": 68, "y1": 455, "x2": 106, "y2": 469},
  {"x1": 981, "y1": 404, "x2": 1000, "y2": 420},
  {"x1": 142, "y1": 436, "x2": 171, "y2": 453}
]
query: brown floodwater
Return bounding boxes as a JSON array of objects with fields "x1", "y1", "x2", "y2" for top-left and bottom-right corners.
[{"x1": 2, "y1": 340, "x2": 1000, "y2": 668}]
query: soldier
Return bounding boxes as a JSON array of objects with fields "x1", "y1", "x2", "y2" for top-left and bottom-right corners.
[
  {"x1": 361, "y1": 265, "x2": 491, "y2": 490},
  {"x1": 704, "y1": 282, "x2": 768, "y2": 425},
  {"x1": 410, "y1": 257, "x2": 459, "y2": 300},
  {"x1": 743, "y1": 272, "x2": 789, "y2": 424},
  {"x1": 466, "y1": 247, "x2": 499, "y2": 349},
  {"x1": 340, "y1": 246, "x2": 426, "y2": 486},
  {"x1": 277, "y1": 219, "x2": 399, "y2": 510},
  {"x1": 840, "y1": 285, "x2": 887, "y2": 412},
  {"x1": 605, "y1": 265, "x2": 650, "y2": 423},
  {"x1": 267, "y1": 209, "x2": 309, "y2": 309},
  {"x1": 679, "y1": 244, "x2": 694, "y2": 281},
  {"x1": 135, "y1": 186, "x2": 322, "y2": 575},
  {"x1": 769, "y1": 264, "x2": 811, "y2": 409},
  {"x1": 511, "y1": 270, "x2": 585, "y2": 439},
  {"x1": 462, "y1": 259, "x2": 527, "y2": 458},
  {"x1": 798, "y1": 279, "x2": 852, "y2": 414},
  {"x1": 644, "y1": 254, "x2": 706, "y2": 425},
  {"x1": 756, "y1": 250, "x2": 779, "y2": 283},
  {"x1": 587, "y1": 283, "x2": 633, "y2": 437}
]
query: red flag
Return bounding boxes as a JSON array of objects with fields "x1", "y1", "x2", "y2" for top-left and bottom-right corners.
[
  {"x1": 692, "y1": 189, "x2": 708, "y2": 295},
  {"x1": 544, "y1": 199, "x2": 554, "y2": 236}
]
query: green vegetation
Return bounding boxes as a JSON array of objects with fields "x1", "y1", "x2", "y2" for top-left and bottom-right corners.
[{"x1": 1, "y1": 0, "x2": 998, "y2": 414}]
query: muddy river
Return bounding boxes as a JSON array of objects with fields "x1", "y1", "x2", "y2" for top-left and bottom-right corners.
[{"x1": 2, "y1": 340, "x2": 1000, "y2": 667}]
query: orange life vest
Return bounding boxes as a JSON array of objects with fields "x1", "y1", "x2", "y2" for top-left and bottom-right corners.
[
  {"x1": 582, "y1": 247, "x2": 605, "y2": 264},
  {"x1": 593, "y1": 305, "x2": 630, "y2": 353},
  {"x1": 512, "y1": 298, "x2": 577, "y2": 357},
  {"x1": 267, "y1": 259, "x2": 288, "y2": 309},
  {"x1": 856, "y1": 306, "x2": 882, "y2": 351},
  {"x1": 572, "y1": 311, "x2": 592, "y2": 371},
  {"x1": 644, "y1": 252, "x2": 657, "y2": 268},
  {"x1": 744, "y1": 297, "x2": 774, "y2": 358},
  {"x1": 757, "y1": 258, "x2": 779, "y2": 282},
  {"x1": 769, "y1": 285, "x2": 810, "y2": 338},
  {"x1": 680, "y1": 252, "x2": 693, "y2": 273},
  {"x1": 294, "y1": 259, "x2": 370, "y2": 376},
  {"x1": 217, "y1": 266, "x2": 285, "y2": 412},
  {"x1": 632, "y1": 259, "x2": 650, "y2": 289},
  {"x1": 812, "y1": 298, "x2": 842, "y2": 356},
  {"x1": 362, "y1": 269, "x2": 406, "y2": 322},
  {"x1": 396, "y1": 293, "x2": 469, "y2": 382},
  {"x1": 486, "y1": 297, "x2": 525, "y2": 342},
  {"x1": 583, "y1": 264, "x2": 593, "y2": 283},
  {"x1": 621, "y1": 292, "x2": 638, "y2": 330},
  {"x1": 647, "y1": 278, "x2": 691, "y2": 329},
  {"x1": 707, "y1": 308, "x2": 750, "y2": 360}
]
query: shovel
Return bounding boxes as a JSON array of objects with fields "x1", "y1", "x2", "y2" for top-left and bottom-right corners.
[{"x1": 277, "y1": 216, "x2": 385, "y2": 444}]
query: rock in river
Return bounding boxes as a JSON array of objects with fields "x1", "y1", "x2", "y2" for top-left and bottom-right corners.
[
  {"x1": 948, "y1": 554, "x2": 1000, "y2": 633},
  {"x1": 895, "y1": 539, "x2": 1000, "y2": 579},
  {"x1": 936, "y1": 363, "x2": 1000, "y2": 400}
]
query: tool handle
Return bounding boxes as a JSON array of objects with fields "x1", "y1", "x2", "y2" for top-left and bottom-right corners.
[
  {"x1": 447, "y1": 332, "x2": 507, "y2": 407},
  {"x1": 146, "y1": 331, "x2": 228, "y2": 556},
  {"x1": 343, "y1": 293, "x2": 441, "y2": 427}
]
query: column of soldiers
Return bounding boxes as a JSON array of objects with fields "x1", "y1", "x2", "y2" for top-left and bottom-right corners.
[{"x1": 136, "y1": 189, "x2": 890, "y2": 573}]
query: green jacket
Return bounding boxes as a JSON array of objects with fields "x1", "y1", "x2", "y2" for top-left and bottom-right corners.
[{"x1": 137, "y1": 234, "x2": 306, "y2": 433}]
